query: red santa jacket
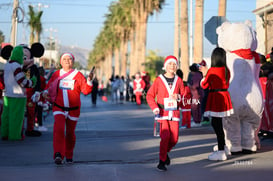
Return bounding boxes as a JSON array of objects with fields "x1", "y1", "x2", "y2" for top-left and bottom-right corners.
[
  {"x1": 146, "y1": 74, "x2": 185, "y2": 121},
  {"x1": 133, "y1": 79, "x2": 145, "y2": 94},
  {"x1": 46, "y1": 69, "x2": 92, "y2": 120},
  {"x1": 200, "y1": 67, "x2": 233, "y2": 117}
]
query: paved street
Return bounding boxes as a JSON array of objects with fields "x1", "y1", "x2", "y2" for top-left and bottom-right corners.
[{"x1": 0, "y1": 94, "x2": 273, "y2": 181}]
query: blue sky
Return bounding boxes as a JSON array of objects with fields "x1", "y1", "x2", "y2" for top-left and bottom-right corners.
[{"x1": 0, "y1": 0, "x2": 257, "y2": 58}]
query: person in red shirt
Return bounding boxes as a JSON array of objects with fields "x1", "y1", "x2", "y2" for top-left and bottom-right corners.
[
  {"x1": 199, "y1": 47, "x2": 234, "y2": 161},
  {"x1": 133, "y1": 72, "x2": 145, "y2": 105},
  {"x1": 44, "y1": 53, "x2": 93, "y2": 165},
  {"x1": 0, "y1": 70, "x2": 4, "y2": 127},
  {"x1": 181, "y1": 82, "x2": 192, "y2": 128},
  {"x1": 146, "y1": 55, "x2": 185, "y2": 171}
]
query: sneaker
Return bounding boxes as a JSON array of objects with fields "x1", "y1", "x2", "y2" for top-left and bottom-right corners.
[
  {"x1": 25, "y1": 130, "x2": 42, "y2": 137},
  {"x1": 38, "y1": 126, "x2": 48, "y2": 132},
  {"x1": 213, "y1": 145, "x2": 231, "y2": 156},
  {"x1": 157, "y1": 160, "x2": 167, "y2": 171},
  {"x1": 201, "y1": 120, "x2": 210, "y2": 126},
  {"x1": 180, "y1": 126, "x2": 187, "y2": 129},
  {"x1": 208, "y1": 151, "x2": 227, "y2": 161},
  {"x1": 54, "y1": 152, "x2": 63, "y2": 165},
  {"x1": 191, "y1": 122, "x2": 201, "y2": 127},
  {"x1": 66, "y1": 158, "x2": 74, "y2": 164},
  {"x1": 165, "y1": 154, "x2": 170, "y2": 166}
]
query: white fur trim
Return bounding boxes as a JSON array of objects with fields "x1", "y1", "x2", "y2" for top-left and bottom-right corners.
[
  {"x1": 163, "y1": 58, "x2": 178, "y2": 70},
  {"x1": 204, "y1": 109, "x2": 234, "y2": 118},
  {"x1": 157, "y1": 116, "x2": 180, "y2": 121},
  {"x1": 53, "y1": 111, "x2": 79, "y2": 121},
  {"x1": 152, "y1": 108, "x2": 160, "y2": 114}
]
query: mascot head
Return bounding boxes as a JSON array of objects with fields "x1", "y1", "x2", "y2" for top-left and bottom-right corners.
[
  {"x1": 216, "y1": 20, "x2": 255, "y2": 52},
  {"x1": 0, "y1": 42, "x2": 44, "y2": 66}
]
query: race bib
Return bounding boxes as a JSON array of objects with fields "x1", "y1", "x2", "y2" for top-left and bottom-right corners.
[
  {"x1": 164, "y1": 98, "x2": 177, "y2": 111},
  {"x1": 59, "y1": 79, "x2": 75, "y2": 90}
]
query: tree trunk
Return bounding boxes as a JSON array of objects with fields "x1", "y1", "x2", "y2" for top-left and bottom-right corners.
[
  {"x1": 180, "y1": 0, "x2": 189, "y2": 81},
  {"x1": 114, "y1": 48, "x2": 120, "y2": 76},
  {"x1": 139, "y1": 14, "x2": 148, "y2": 72},
  {"x1": 129, "y1": 30, "x2": 136, "y2": 76},
  {"x1": 218, "y1": 0, "x2": 226, "y2": 17},
  {"x1": 193, "y1": 0, "x2": 204, "y2": 63},
  {"x1": 29, "y1": 27, "x2": 35, "y2": 45},
  {"x1": 121, "y1": 40, "x2": 128, "y2": 77},
  {"x1": 135, "y1": 19, "x2": 142, "y2": 73},
  {"x1": 174, "y1": 0, "x2": 180, "y2": 59}
]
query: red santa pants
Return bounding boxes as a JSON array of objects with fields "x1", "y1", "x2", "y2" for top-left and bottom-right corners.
[
  {"x1": 135, "y1": 92, "x2": 142, "y2": 105},
  {"x1": 26, "y1": 103, "x2": 36, "y2": 131},
  {"x1": 53, "y1": 114, "x2": 77, "y2": 160},
  {"x1": 159, "y1": 120, "x2": 179, "y2": 162},
  {"x1": 182, "y1": 111, "x2": 191, "y2": 128}
]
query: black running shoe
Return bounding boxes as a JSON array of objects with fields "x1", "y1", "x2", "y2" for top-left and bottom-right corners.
[
  {"x1": 66, "y1": 158, "x2": 73, "y2": 164},
  {"x1": 165, "y1": 154, "x2": 170, "y2": 166},
  {"x1": 25, "y1": 130, "x2": 42, "y2": 137},
  {"x1": 54, "y1": 152, "x2": 63, "y2": 165},
  {"x1": 157, "y1": 160, "x2": 167, "y2": 171}
]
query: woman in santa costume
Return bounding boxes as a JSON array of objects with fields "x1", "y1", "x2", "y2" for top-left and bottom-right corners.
[
  {"x1": 44, "y1": 53, "x2": 93, "y2": 165},
  {"x1": 133, "y1": 72, "x2": 146, "y2": 105},
  {"x1": 146, "y1": 55, "x2": 185, "y2": 171},
  {"x1": 199, "y1": 47, "x2": 233, "y2": 161}
]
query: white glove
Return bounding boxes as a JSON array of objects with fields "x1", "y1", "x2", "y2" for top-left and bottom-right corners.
[
  {"x1": 43, "y1": 103, "x2": 49, "y2": 111},
  {"x1": 31, "y1": 91, "x2": 41, "y2": 103}
]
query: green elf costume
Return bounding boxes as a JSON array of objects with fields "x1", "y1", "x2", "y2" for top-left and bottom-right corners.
[{"x1": 1, "y1": 46, "x2": 36, "y2": 140}]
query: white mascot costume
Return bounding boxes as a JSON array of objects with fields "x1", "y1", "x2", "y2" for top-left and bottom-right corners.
[{"x1": 216, "y1": 21, "x2": 264, "y2": 154}]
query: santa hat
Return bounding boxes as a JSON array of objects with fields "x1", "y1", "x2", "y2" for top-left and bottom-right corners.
[
  {"x1": 141, "y1": 71, "x2": 146, "y2": 76},
  {"x1": 266, "y1": 53, "x2": 270, "y2": 61},
  {"x1": 60, "y1": 52, "x2": 75, "y2": 63},
  {"x1": 199, "y1": 59, "x2": 206, "y2": 66},
  {"x1": 163, "y1": 55, "x2": 178, "y2": 70}
]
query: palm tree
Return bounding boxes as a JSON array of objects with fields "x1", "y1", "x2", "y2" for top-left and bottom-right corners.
[
  {"x1": 88, "y1": 0, "x2": 165, "y2": 79},
  {"x1": 218, "y1": 0, "x2": 226, "y2": 17},
  {"x1": 180, "y1": 0, "x2": 189, "y2": 80},
  {"x1": 132, "y1": 0, "x2": 165, "y2": 73},
  {"x1": 193, "y1": 0, "x2": 204, "y2": 63},
  {"x1": 174, "y1": 0, "x2": 180, "y2": 59},
  {"x1": 28, "y1": 5, "x2": 43, "y2": 44}
]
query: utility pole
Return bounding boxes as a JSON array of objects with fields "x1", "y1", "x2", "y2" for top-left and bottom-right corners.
[
  {"x1": 174, "y1": 0, "x2": 180, "y2": 60},
  {"x1": 10, "y1": 0, "x2": 19, "y2": 46},
  {"x1": 45, "y1": 28, "x2": 57, "y2": 66},
  {"x1": 189, "y1": 0, "x2": 193, "y2": 66},
  {"x1": 218, "y1": 0, "x2": 226, "y2": 17}
]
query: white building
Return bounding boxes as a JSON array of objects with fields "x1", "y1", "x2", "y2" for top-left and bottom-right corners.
[{"x1": 253, "y1": 0, "x2": 273, "y2": 55}]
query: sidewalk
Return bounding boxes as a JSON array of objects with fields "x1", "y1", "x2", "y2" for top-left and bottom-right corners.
[{"x1": 0, "y1": 95, "x2": 273, "y2": 181}]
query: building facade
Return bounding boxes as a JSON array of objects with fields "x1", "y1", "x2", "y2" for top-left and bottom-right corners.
[{"x1": 253, "y1": 0, "x2": 273, "y2": 55}]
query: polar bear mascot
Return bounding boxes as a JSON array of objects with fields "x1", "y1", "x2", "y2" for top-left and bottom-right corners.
[{"x1": 216, "y1": 21, "x2": 264, "y2": 154}]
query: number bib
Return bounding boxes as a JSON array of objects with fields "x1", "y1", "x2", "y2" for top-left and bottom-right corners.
[
  {"x1": 164, "y1": 98, "x2": 177, "y2": 111},
  {"x1": 59, "y1": 79, "x2": 75, "y2": 90}
]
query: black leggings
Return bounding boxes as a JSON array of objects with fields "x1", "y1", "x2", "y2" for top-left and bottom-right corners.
[{"x1": 211, "y1": 117, "x2": 225, "y2": 150}]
